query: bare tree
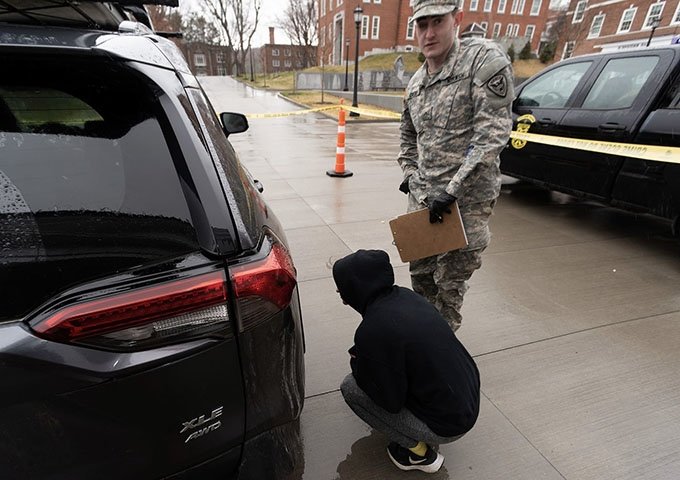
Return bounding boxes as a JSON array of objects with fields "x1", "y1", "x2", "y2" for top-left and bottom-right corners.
[
  {"x1": 146, "y1": 5, "x2": 181, "y2": 33},
  {"x1": 279, "y1": 0, "x2": 318, "y2": 68},
  {"x1": 201, "y1": 0, "x2": 262, "y2": 76}
]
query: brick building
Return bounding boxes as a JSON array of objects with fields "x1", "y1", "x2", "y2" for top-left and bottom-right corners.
[
  {"x1": 318, "y1": 0, "x2": 551, "y2": 65},
  {"x1": 261, "y1": 27, "x2": 317, "y2": 73},
  {"x1": 177, "y1": 42, "x2": 234, "y2": 76},
  {"x1": 556, "y1": 0, "x2": 680, "y2": 58}
]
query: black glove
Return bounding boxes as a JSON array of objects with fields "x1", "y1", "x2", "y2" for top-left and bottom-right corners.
[
  {"x1": 428, "y1": 192, "x2": 457, "y2": 223},
  {"x1": 398, "y1": 177, "x2": 410, "y2": 194}
]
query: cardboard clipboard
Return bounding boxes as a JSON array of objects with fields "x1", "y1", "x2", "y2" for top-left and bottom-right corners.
[{"x1": 389, "y1": 202, "x2": 468, "y2": 262}]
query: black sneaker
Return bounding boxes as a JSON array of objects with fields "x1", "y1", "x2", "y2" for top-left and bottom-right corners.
[{"x1": 386, "y1": 442, "x2": 444, "y2": 473}]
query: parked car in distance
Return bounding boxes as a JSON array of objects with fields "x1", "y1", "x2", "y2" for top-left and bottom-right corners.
[
  {"x1": 501, "y1": 45, "x2": 680, "y2": 232},
  {"x1": 0, "y1": 2, "x2": 304, "y2": 479}
]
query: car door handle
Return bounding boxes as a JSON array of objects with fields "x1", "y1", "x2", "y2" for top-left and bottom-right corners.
[
  {"x1": 598, "y1": 123, "x2": 626, "y2": 133},
  {"x1": 538, "y1": 118, "x2": 556, "y2": 127}
]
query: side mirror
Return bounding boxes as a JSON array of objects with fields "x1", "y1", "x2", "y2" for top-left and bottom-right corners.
[{"x1": 220, "y1": 112, "x2": 249, "y2": 136}]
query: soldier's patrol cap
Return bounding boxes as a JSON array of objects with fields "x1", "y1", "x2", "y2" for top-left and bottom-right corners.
[{"x1": 411, "y1": 0, "x2": 461, "y2": 20}]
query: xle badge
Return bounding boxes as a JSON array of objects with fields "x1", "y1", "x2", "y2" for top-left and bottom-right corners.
[
  {"x1": 487, "y1": 74, "x2": 507, "y2": 97},
  {"x1": 181, "y1": 406, "x2": 223, "y2": 443}
]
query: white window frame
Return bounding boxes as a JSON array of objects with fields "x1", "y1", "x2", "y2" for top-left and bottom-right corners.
[
  {"x1": 673, "y1": 2, "x2": 680, "y2": 24},
  {"x1": 643, "y1": 2, "x2": 665, "y2": 28},
  {"x1": 573, "y1": 0, "x2": 587, "y2": 23},
  {"x1": 512, "y1": 23, "x2": 520, "y2": 36},
  {"x1": 371, "y1": 15, "x2": 380, "y2": 39},
  {"x1": 510, "y1": 0, "x2": 519, "y2": 14},
  {"x1": 272, "y1": 48, "x2": 280, "y2": 56},
  {"x1": 272, "y1": 59, "x2": 280, "y2": 67},
  {"x1": 484, "y1": 0, "x2": 493, "y2": 12},
  {"x1": 588, "y1": 13, "x2": 605, "y2": 38},
  {"x1": 470, "y1": 0, "x2": 479, "y2": 10},
  {"x1": 525, "y1": 24, "x2": 535, "y2": 39},
  {"x1": 506, "y1": 23, "x2": 513, "y2": 35},
  {"x1": 517, "y1": 0, "x2": 526, "y2": 15},
  {"x1": 480, "y1": 21, "x2": 488, "y2": 36},
  {"x1": 337, "y1": 0, "x2": 342, "y2": 5},
  {"x1": 492, "y1": 22, "x2": 501, "y2": 38},
  {"x1": 374, "y1": 0, "x2": 381, "y2": 3},
  {"x1": 194, "y1": 53, "x2": 206, "y2": 67},
  {"x1": 562, "y1": 41, "x2": 575, "y2": 59},
  {"x1": 321, "y1": 0, "x2": 326, "y2": 16},
  {"x1": 361, "y1": 15, "x2": 369, "y2": 38},
  {"x1": 284, "y1": 59, "x2": 292, "y2": 67},
  {"x1": 530, "y1": 0, "x2": 541, "y2": 15},
  {"x1": 497, "y1": 0, "x2": 507, "y2": 13},
  {"x1": 406, "y1": 16, "x2": 415, "y2": 39},
  {"x1": 617, "y1": 7, "x2": 637, "y2": 33}
]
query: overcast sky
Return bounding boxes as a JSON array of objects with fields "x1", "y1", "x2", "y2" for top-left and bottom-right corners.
[{"x1": 181, "y1": 0, "x2": 288, "y2": 47}]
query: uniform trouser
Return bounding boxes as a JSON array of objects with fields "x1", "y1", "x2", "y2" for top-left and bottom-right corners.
[
  {"x1": 408, "y1": 195, "x2": 495, "y2": 332},
  {"x1": 340, "y1": 374, "x2": 463, "y2": 449}
]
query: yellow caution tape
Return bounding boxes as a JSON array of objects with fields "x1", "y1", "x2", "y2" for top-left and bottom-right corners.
[
  {"x1": 246, "y1": 103, "x2": 401, "y2": 120},
  {"x1": 246, "y1": 105, "x2": 339, "y2": 119},
  {"x1": 510, "y1": 131, "x2": 680, "y2": 164},
  {"x1": 339, "y1": 105, "x2": 401, "y2": 120}
]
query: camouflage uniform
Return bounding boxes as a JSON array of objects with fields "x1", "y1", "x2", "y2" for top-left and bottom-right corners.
[{"x1": 398, "y1": 36, "x2": 513, "y2": 331}]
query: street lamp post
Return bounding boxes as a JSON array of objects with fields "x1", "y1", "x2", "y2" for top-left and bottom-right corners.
[
  {"x1": 343, "y1": 39, "x2": 350, "y2": 91},
  {"x1": 350, "y1": 5, "x2": 363, "y2": 117},
  {"x1": 646, "y1": 17, "x2": 662, "y2": 47}
]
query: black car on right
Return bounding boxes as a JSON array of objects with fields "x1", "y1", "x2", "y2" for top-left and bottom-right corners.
[{"x1": 501, "y1": 45, "x2": 680, "y2": 231}]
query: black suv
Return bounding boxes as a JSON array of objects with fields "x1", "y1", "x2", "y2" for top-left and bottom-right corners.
[
  {"x1": 0, "y1": 2, "x2": 304, "y2": 479},
  {"x1": 501, "y1": 45, "x2": 680, "y2": 231}
]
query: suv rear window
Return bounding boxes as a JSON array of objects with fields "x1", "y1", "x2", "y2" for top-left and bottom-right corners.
[{"x1": 0, "y1": 55, "x2": 199, "y2": 322}]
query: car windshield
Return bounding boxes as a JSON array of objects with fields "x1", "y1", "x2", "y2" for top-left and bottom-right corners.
[{"x1": 0, "y1": 54, "x2": 199, "y2": 321}]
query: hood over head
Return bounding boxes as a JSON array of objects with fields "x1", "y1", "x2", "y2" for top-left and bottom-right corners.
[{"x1": 332, "y1": 249, "x2": 395, "y2": 313}]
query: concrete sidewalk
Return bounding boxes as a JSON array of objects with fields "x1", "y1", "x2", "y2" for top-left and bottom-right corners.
[{"x1": 202, "y1": 77, "x2": 680, "y2": 480}]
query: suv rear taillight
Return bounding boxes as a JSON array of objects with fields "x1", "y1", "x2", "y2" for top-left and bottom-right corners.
[
  {"x1": 30, "y1": 271, "x2": 230, "y2": 350},
  {"x1": 230, "y1": 234, "x2": 297, "y2": 332}
]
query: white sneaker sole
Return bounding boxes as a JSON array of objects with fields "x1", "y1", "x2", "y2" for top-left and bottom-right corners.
[{"x1": 387, "y1": 448, "x2": 444, "y2": 474}]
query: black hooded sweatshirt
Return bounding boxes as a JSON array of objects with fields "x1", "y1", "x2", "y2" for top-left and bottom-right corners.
[{"x1": 333, "y1": 249, "x2": 480, "y2": 437}]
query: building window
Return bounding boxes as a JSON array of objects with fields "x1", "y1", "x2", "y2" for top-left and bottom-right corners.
[
  {"x1": 284, "y1": 48, "x2": 291, "y2": 56},
  {"x1": 530, "y1": 0, "x2": 541, "y2": 15},
  {"x1": 374, "y1": 0, "x2": 381, "y2": 3},
  {"x1": 321, "y1": 0, "x2": 326, "y2": 16},
  {"x1": 484, "y1": 0, "x2": 493, "y2": 12},
  {"x1": 272, "y1": 60, "x2": 280, "y2": 67},
  {"x1": 337, "y1": 0, "x2": 342, "y2": 5},
  {"x1": 525, "y1": 24, "x2": 535, "y2": 39},
  {"x1": 217, "y1": 65, "x2": 227, "y2": 76},
  {"x1": 284, "y1": 60, "x2": 292, "y2": 67},
  {"x1": 517, "y1": 0, "x2": 526, "y2": 15},
  {"x1": 562, "y1": 41, "x2": 575, "y2": 59},
  {"x1": 361, "y1": 15, "x2": 369, "y2": 38},
  {"x1": 673, "y1": 2, "x2": 680, "y2": 24},
  {"x1": 480, "y1": 21, "x2": 488, "y2": 35},
  {"x1": 272, "y1": 48, "x2": 280, "y2": 56},
  {"x1": 510, "y1": 0, "x2": 518, "y2": 14},
  {"x1": 371, "y1": 16, "x2": 380, "y2": 39},
  {"x1": 497, "y1": 0, "x2": 506, "y2": 13},
  {"x1": 588, "y1": 13, "x2": 605, "y2": 38},
  {"x1": 492, "y1": 22, "x2": 501, "y2": 38},
  {"x1": 406, "y1": 16, "x2": 415, "y2": 39},
  {"x1": 572, "y1": 0, "x2": 587, "y2": 23},
  {"x1": 470, "y1": 0, "x2": 479, "y2": 11},
  {"x1": 512, "y1": 23, "x2": 520, "y2": 36},
  {"x1": 194, "y1": 53, "x2": 206, "y2": 66},
  {"x1": 506, "y1": 23, "x2": 513, "y2": 35},
  {"x1": 643, "y1": 2, "x2": 665, "y2": 28},
  {"x1": 216, "y1": 52, "x2": 224, "y2": 63},
  {"x1": 617, "y1": 7, "x2": 637, "y2": 33}
]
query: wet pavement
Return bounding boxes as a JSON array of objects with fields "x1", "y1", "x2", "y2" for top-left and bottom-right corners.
[{"x1": 201, "y1": 77, "x2": 680, "y2": 480}]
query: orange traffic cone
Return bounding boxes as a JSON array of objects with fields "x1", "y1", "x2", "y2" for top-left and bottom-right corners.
[{"x1": 327, "y1": 99, "x2": 353, "y2": 178}]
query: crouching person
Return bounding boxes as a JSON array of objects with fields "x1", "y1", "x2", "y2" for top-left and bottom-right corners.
[{"x1": 333, "y1": 249, "x2": 480, "y2": 474}]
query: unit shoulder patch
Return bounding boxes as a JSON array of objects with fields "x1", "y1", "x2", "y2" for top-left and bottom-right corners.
[{"x1": 487, "y1": 73, "x2": 508, "y2": 98}]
